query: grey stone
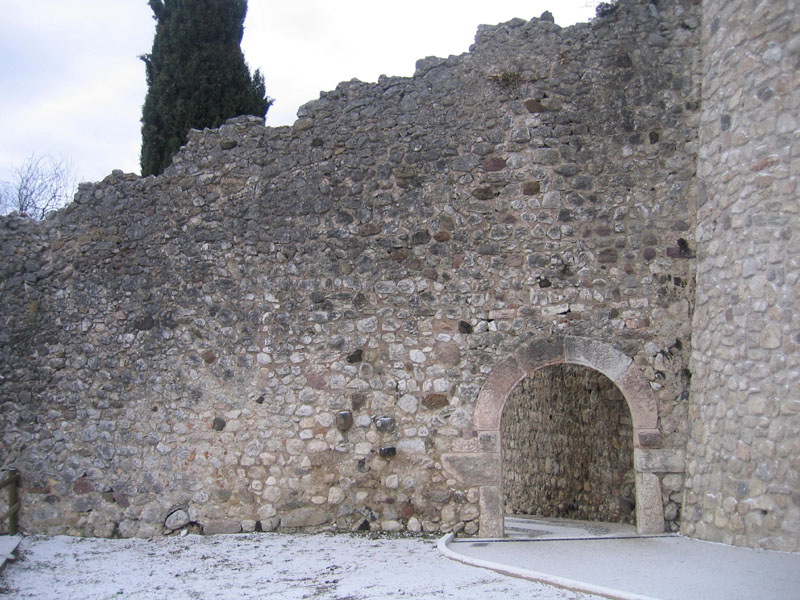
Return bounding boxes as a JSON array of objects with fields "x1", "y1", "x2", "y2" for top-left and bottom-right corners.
[
  {"x1": 441, "y1": 453, "x2": 501, "y2": 486},
  {"x1": 165, "y1": 509, "x2": 190, "y2": 530},
  {"x1": 335, "y1": 410, "x2": 354, "y2": 431},
  {"x1": 375, "y1": 416, "x2": 396, "y2": 432},
  {"x1": 634, "y1": 449, "x2": 686, "y2": 473},
  {"x1": 203, "y1": 519, "x2": 242, "y2": 535},
  {"x1": 479, "y1": 486, "x2": 503, "y2": 538},
  {"x1": 280, "y1": 508, "x2": 328, "y2": 528},
  {"x1": 648, "y1": 33, "x2": 669, "y2": 48},
  {"x1": 636, "y1": 473, "x2": 665, "y2": 534},
  {"x1": 565, "y1": 336, "x2": 631, "y2": 382}
]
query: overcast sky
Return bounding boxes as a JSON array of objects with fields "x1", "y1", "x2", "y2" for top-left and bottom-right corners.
[{"x1": 0, "y1": 1, "x2": 600, "y2": 187}]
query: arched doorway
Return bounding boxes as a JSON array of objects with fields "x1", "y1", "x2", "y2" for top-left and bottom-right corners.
[
  {"x1": 465, "y1": 336, "x2": 665, "y2": 537},
  {"x1": 501, "y1": 364, "x2": 635, "y2": 525}
]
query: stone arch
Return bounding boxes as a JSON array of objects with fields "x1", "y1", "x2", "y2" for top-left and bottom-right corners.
[{"x1": 466, "y1": 336, "x2": 664, "y2": 537}]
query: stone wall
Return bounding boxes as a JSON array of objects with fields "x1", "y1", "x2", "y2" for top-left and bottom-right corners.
[
  {"x1": 2, "y1": 0, "x2": 702, "y2": 539},
  {"x1": 502, "y1": 364, "x2": 636, "y2": 525},
  {"x1": 685, "y1": 0, "x2": 800, "y2": 551}
]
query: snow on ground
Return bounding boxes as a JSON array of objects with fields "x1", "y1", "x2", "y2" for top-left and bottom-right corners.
[{"x1": 0, "y1": 532, "x2": 599, "y2": 599}]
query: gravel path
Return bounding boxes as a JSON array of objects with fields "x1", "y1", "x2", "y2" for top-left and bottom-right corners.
[{"x1": 0, "y1": 533, "x2": 599, "y2": 599}]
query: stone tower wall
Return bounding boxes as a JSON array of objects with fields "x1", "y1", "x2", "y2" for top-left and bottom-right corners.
[{"x1": 685, "y1": 0, "x2": 800, "y2": 551}]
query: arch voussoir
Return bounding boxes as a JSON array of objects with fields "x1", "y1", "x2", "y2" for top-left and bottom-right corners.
[
  {"x1": 514, "y1": 336, "x2": 565, "y2": 373},
  {"x1": 474, "y1": 356, "x2": 526, "y2": 430},
  {"x1": 614, "y1": 362, "x2": 659, "y2": 436},
  {"x1": 564, "y1": 336, "x2": 632, "y2": 381}
]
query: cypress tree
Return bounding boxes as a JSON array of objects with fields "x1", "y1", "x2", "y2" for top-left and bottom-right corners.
[{"x1": 140, "y1": 0, "x2": 271, "y2": 176}]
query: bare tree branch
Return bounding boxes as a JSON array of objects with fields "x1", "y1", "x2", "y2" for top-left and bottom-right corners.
[{"x1": 0, "y1": 154, "x2": 77, "y2": 220}]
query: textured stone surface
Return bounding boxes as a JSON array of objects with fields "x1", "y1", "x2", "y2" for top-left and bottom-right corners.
[
  {"x1": 441, "y1": 453, "x2": 501, "y2": 486},
  {"x1": 479, "y1": 486, "x2": 504, "y2": 538},
  {"x1": 164, "y1": 509, "x2": 190, "y2": 531},
  {"x1": 614, "y1": 364, "x2": 659, "y2": 431},
  {"x1": 280, "y1": 508, "x2": 329, "y2": 529},
  {"x1": 515, "y1": 337, "x2": 565, "y2": 373},
  {"x1": 634, "y1": 449, "x2": 686, "y2": 474},
  {"x1": 474, "y1": 357, "x2": 526, "y2": 430},
  {"x1": 202, "y1": 519, "x2": 242, "y2": 535},
  {"x1": 502, "y1": 365, "x2": 636, "y2": 525},
  {"x1": 635, "y1": 472, "x2": 665, "y2": 534},
  {"x1": 565, "y1": 337, "x2": 632, "y2": 382},
  {"x1": 684, "y1": 0, "x2": 800, "y2": 551},
  {"x1": 8, "y1": 0, "x2": 785, "y2": 547}
]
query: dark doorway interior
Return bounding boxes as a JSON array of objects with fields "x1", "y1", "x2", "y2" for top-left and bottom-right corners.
[{"x1": 501, "y1": 364, "x2": 635, "y2": 524}]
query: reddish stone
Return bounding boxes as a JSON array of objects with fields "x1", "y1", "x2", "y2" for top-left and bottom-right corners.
[
  {"x1": 625, "y1": 317, "x2": 651, "y2": 329},
  {"x1": 423, "y1": 393, "x2": 449, "y2": 409},
  {"x1": 359, "y1": 223, "x2": 381, "y2": 236},
  {"x1": 642, "y1": 247, "x2": 657, "y2": 261},
  {"x1": 433, "y1": 231, "x2": 451, "y2": 242},
  {"x1": 473, "y1": 357, "x2": 526, "y2": 430},
  {"x1": 523, "y1": 99, "x2": 546, "y2": 113},
  {"x1": 400, "y1": 503, "x2": 415, "y2": 519},
  {"x1": 598, "y1": 248, "x2": 618, "y2": 263},
  {"x1": 307, "y1": 372, "x2": 327, "y2": 389},
  {"x1": 750, "y1": 155, "x2": 779, "y2": 171},
  {"x1": 407, "y1": 258, "x2": 424, "y2": 271},
  {"x1": 637, "y1": 430, "x2": 662, "y2": 448},
  {"x1": 595, "y1": 225, "x2": 613, "y2": 236},
  {"x1": 390, "y1": 249, "x2": 408, "y2": 261},
  {"x1": 482, "y1": 157, "x2": 507, "y2": 172},
  {"x1": 201, "y1": 350, "x2": 217, "y2": 364},
  {"x1": 614, "y1": 364, "x2": 659, "y2": 430},
  {"x1": 73, "y1": 476, "x2": 92, "y2": 494},
  {"x1": 522, "y1": 180, "x2": 541, "y2": 195},
  {"x1": 112, "y1": 491, "x2": 131, "y2": 508},
  {"x1": 433, "y1": 342, "x2": 460, "y2": 366}
]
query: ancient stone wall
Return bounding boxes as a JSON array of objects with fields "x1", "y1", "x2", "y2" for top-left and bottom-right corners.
[
  {"x1": 685, "y1": 0, "x2": 800, "y2": 551},
  {"x1": 1, "y1": 0, "x2": 701, "y2": 539},
  {"x1": 502, "y1": 364, "x2": 636, "y2": 525}
]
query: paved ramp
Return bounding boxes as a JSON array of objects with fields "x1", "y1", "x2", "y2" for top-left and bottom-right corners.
[
  {"x1": 504, "y1": 515, "x2": 643, "y2": 540},
  {"x1": 440, "y1": 517, "x2": 800, "y2": 600}
]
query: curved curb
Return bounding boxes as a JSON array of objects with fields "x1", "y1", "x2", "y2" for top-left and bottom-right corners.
[
  {"x1": 0, "y1": 535, "x2": 22, "y2": 575},
  {"x1": 437, "y1": 533, "x2": 661, "y2": 600}
]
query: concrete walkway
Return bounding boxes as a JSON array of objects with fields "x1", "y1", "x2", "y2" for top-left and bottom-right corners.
[{"x1": 439, "y1": 516, "x2": 800, "y2": 600}]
